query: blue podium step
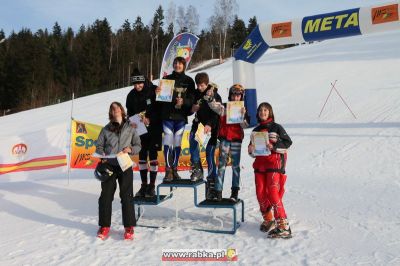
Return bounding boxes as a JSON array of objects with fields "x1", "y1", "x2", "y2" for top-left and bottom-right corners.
[
  {"x1": 134, "y1": 195, "x2": 171, "y2": 205},
  {"x1": 133, "y1": 178, "x2": 244, "y2": 234}
]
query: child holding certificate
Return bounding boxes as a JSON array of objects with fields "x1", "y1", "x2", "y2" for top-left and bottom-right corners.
[
  {"x1": 126, "y1": 69, "x2": 162, "y2": 198},
  {"x1": 207, "y1": 84, "x2": 249, "y2": 202},
  {"x1": 189, "y1": 73, "x2": 222, "y2": 197},
  {"x1": 248, "y1": 102, "x2": 293, "y2": 239},
  {"x1": 156, "y1": 57, "x2": 196, "y2": 181}
]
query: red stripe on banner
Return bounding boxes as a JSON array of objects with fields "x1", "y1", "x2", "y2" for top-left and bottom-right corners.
[
  {"x1": 0, "y1": 155, "x2": 66, "y2": 167},
  {"x1": 0, "y1": 163, "x2": 67, "y2": 175}
]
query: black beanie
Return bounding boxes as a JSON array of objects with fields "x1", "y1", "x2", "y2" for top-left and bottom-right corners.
[{"x1": 130, "y1": 68, "x2": 145, "y2": 84}]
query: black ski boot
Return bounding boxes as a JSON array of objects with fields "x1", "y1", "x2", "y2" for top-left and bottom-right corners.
[
  {"x1": 135, "y1": 184, "x2": 147, "y2": 197},
  {"x1": 214, "y1": 190, "x2": 222, "y2": 202},
  {"x1": 206, "y1": 179, "x2": 216, "y2": 200},
  {"x1": 229, "y1": 187, "x2": 240, "y2": 202},
  {"x1": 146, "y1": 184, "x2": 156, "y2": 198},
  {"x1": 190, "y1": 162, "x2": 204, "y2": 182}
]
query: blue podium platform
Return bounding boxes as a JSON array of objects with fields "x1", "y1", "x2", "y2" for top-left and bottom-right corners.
[{"x1": 133, "y1": 179, "x2": 244, "y2": 234}]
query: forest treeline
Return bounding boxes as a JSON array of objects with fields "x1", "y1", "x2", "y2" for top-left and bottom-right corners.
[{"x1": 0, "y1": 1, "x2": 260, "y2": 114}]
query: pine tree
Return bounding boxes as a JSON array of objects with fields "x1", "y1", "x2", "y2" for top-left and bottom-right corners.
[
  {"x1": 0, "y1": 30, "x2": 6, "y2": 114},
  {"x1": 247, "y1": 16, "x2": 258, "y2": 35},
  {"x1": 230, "y1": 15, "x2": 247, "y2": 49}
]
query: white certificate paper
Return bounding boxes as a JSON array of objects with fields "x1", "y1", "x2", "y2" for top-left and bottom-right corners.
[
  {"x1": 195, "y1": 122, "x2": 211, "y2": 147},
  {"x1": 156, "y1": 79, "x2": 175, "y2": 102},
  {"x1": 251, "y1": 132, "x2": 271, "y2": 156},
  {"x1": 226, "y1": 101, "x2": 244, "y2": 124},
  {"x1": 117, "y1": 152, "x2": 134, "y2": 171},
  {"x1": 129, "y1": 114, "x2": 147, "y2": 136}
]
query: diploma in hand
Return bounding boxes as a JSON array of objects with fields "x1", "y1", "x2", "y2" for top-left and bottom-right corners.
[
  {"x1": 226, "y1": 101, "x2": 245, "y2": 124},
  {"x1": 157, "y1": 79, "x2": 175, "y2": 102},
  {"x1": 251, "y1": 132, "x2": 271, "y2": 156}
]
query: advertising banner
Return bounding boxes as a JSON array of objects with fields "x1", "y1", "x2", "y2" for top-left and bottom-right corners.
[
  {"x1": 0, "y1": 125, "x2": 67, "y2": 175},
  {"x1": 159, "y1": 32, "x2": 199, "y2": 79},
  {"x1": 234, "y1": 25, "x2": 269, "y2": 64},
  {"x1": 70, "y1": 120, "x2": 219, "y2": 172},
  {"x1": 302, "y1": 8, "x2": 361, "y2": 42}
]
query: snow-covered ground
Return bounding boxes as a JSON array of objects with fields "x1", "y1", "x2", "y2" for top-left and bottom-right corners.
[{"x1": 1, "y1": 30, "x2": 400, "y2": 265}]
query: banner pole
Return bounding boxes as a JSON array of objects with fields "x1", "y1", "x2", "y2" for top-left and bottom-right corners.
[{"x1": 67, "y1": 92, "x2": 75, "y2": 185}]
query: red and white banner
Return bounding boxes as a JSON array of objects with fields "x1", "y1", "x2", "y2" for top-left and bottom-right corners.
[{"x1": 0, "y1": 124, "x2": 67, "y2": 175}]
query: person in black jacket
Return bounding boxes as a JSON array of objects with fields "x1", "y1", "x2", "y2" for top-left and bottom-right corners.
[
  {"x1": 126, "y1": 69, "x2": 162, "y2": 197},
  {"x1": 189, "y1": 72, "x2": 222, "y2": 187},
  {"x1": 156, "y1": 57, "x2": 196, "y2": 181}
]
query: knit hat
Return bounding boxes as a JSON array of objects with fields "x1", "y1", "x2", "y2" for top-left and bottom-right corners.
[{"x1": 130, "y1": 68, "x2": 145, "y2": 84}]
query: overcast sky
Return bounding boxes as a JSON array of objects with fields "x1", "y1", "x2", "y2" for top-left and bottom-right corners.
[{"x1": 0, "y1": 0, "x2": 386, "y2": 36}]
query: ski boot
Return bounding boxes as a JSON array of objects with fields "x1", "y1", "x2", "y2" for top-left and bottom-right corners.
[
  {"x1": 190, "y1": 162, "x2": 204, "y2": 182},
  {"x1": 214, "y1": 190, "x2": 222, "y2": 202},
  {"x1": 206, "y1": 179, "x2": 216, "y2": 200},
  {"x1": 145, "y1": 184, "x2": 156, "y2": 198},
  {"x1": 135, "y1": 184, "x2": 147, "y2": 197}
]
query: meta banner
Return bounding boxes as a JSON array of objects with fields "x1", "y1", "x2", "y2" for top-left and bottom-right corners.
[
  {"x1": 302, "y1": 8, "x2": 361, "y2": 42},
  {"x1": 234, "y1": 25, "x2": 269, "y2": 63}
]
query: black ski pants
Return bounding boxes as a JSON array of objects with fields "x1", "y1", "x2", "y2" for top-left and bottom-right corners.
[{"x1": 98, "y1": 167, "x2": 136, "y2": 227}]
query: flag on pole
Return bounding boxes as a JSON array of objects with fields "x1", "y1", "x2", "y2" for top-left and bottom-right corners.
[{"x1": 159, "y1": 32, "x2": 199, "y2": 79}]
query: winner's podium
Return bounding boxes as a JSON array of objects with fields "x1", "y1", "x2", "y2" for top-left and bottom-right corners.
[{"x1": 133, "y1": 179, "x2": 244, "y2": 234}]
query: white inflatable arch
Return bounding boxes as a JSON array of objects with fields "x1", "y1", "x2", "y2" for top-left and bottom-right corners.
[{"x1": 233, "y1": 2, "x2": 400, "y2": 126}]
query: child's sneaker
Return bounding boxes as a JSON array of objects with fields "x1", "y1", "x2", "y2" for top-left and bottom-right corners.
[
  {"x1": 260, "y1": 209, "x2": 275, "y2": 232},
  {"x1": 97, "y1": 227, "x2": 110, "y2": 240},
  {"x1": 229, "y1": 187, "x2": 239, "y2": 202},
  {"x1": 214, "y1": 190, "x2": 222, "y2": 202},
  {"x1": 124, "y1": 226, "x2": 134, "y2": 240},
  {"x1": 267, "y1": 219, "x2": 292, "y2": 239},
  {"x1": 260, "y1": 221, "x2": 275, "y2": 232}
]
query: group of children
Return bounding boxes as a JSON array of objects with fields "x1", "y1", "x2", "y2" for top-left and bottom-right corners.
[{"x1": 96, "y1": 56, "x2": 293, "y2": 240}]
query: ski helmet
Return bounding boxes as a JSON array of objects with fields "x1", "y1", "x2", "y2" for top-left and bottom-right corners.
[
  {"x1": 229, "y1": 84, "x2": 245, "y2": 100},
  {"x1": 94, "y1": 161, "x2": 116, "y2": 182}
]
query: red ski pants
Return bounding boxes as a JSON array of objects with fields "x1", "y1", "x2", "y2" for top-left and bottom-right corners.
[{"x1": 255, "y1": 172, "x2": 287, "y2": 219}]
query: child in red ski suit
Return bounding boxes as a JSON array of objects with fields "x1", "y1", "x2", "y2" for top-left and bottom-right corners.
[{"x1": 248, "y1": 102, "x2": 292, "y2": 238}]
